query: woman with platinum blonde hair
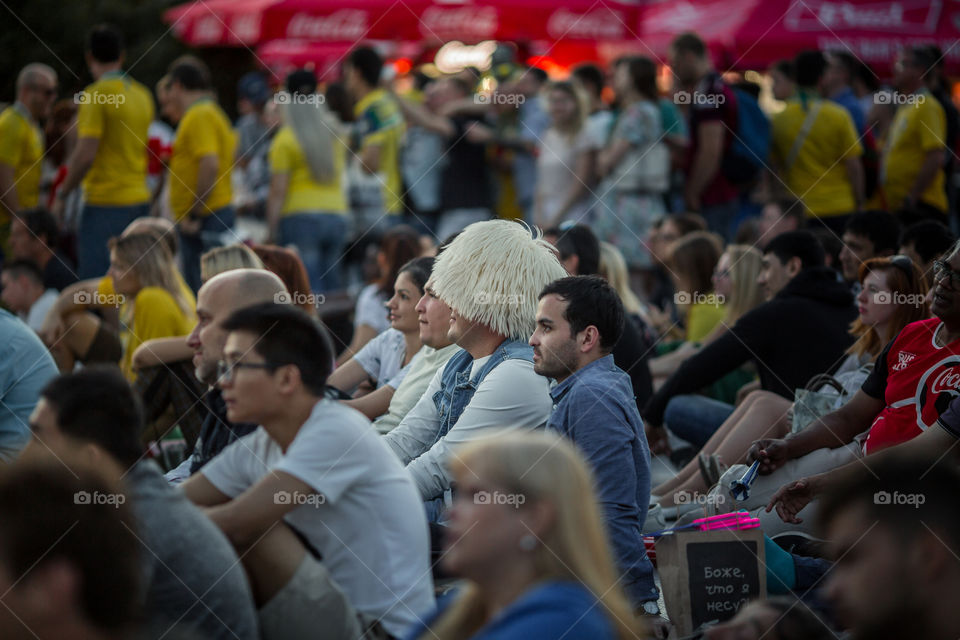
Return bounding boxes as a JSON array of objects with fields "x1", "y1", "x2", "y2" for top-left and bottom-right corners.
[{"x1": 406, "y1": 430, "x2": 646, "y2": 640}]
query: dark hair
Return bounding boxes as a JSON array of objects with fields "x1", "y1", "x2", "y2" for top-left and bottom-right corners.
[
  {"x1": 845, "y1": 210, "x2": 902, "y2": 255},
  {"x1": 853, "y1": 58, "x2": 879, "y2": 91},
  {"x1": 554, "y1": 225, "x2": 600, "y2": 276},
  {"x1": 40, "y1": 367, "x2": 144, "y2": 467},
  {"x1": 771, "y1": 59, "x2": 795, "y2": 80},
  {"x1": 87, "y1": 24, "x2": 123, "y2": 64},
  {"x1": 377, "y1": 225, "x2": 422, "y2": 296},
  {"x1": 571, "y1": 63, "x2": 605, "y2": 98},
  {"x1": 769, "y1": 197, "x2": 808, "y2": 227},
  {"x1": 664, "y1": 212, "x2": 708, "y2": 236},
  {"x1": 252, "y1": 244, "x2": 314, "y2": 314},
  {"x1": 168, "y1": 60, "x2": 211, "y2": 91},
  {"x1": 539, "y1": 276, "x2": 625, "y2": 351},
  {"x1": 827, "y1": 51, "x2": 858, "y2": 82},
  {"x1": 764, "y1": 230, "x2": 825, "y2": 270},
  {"x1": 3, "y1": 259, "x2": 44, "y2": 285},
  {"x1": 525, "y1": 66, "x2": 548, "y2": 85},
  {"x1": 16, "y1": 207, "x2": 59, "y2": 246},
  {"x1": 671, "y1": 32, "x2": 707, "y2": 58},
  {"x1": 760, "y1": 597, "x2": 835, "y2": 640},
  {"x1": 286, "y1": 68, "x2": 317, "y2": 95},
  {"x1": 398, "y1": 256, "x2": 434, "y2": 294},
  {"x1": 324, "y1": 81, "x2": 354, "y2": 123},
  {"x1": 817, "y1": 454, "x2": 960, "y2": 553},
  {"x1": 901, "y1": 220, "x2": 956, "y2": 264},
  {"x1": 794, "y1": 50, "x2": 827, "y2": 87},
  {"x1": 905, "y1": 44, "x2": 938, "y2": 73},
  {"x1": 222, "y1": 303, "x2": 334, "y2": 396},
  {"x1": 347, "y1": 46, "x2": 384, "y2": 87},
  {"x1": 615, "y1": 56, "x2": 658, "y2": 101},
  {"x1": 809, "y1": 227, "x2": 843, "y2": 270},
  {"x1": 0, "y1": 463, "x2": 141, "y2": 633},
  {"x1": 669, "y1": 231, "x2": 723, "y2": 296}
]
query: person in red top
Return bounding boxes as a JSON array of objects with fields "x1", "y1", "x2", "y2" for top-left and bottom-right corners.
[{"x1": 746, "y1": 248, "x2": 960, "y2": 534}]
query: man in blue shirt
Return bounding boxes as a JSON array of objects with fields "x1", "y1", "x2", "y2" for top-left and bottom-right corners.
[{"x1": 530, "y1": 275, "x2": 658, "y2": 612}]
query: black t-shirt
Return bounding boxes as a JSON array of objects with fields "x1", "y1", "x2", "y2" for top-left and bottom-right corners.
[
  {"x1": 43, "y1": 253, "x2": 78, "y2": 291},
  {"x1": 439, "y1": 116, "x2": 492, "y2": 211},
  {"x1": 612, "y1": 314, "x2": 654, "y2": 412}
]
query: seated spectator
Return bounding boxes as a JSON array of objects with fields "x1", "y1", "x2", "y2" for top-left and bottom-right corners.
[
  {"x1": 531, "y1": 276, "x2": 659, "y2": 612},
  {"x1": 749, "y1": 246, "x2": 960, "y2": 535},
  {"x1": 41, "y1": 232, "x2": 195, "y2": 379},
  {"x1": 815, "y1": 456, "x2": 960, "y2": 640},
  {"x1": 665, "y1": 231, "x2": 725, "y2": 343},
  {"x1": 383, "y1": 220, "x2": 566, "y2": 520},
  {"x1": 337, "y1": 225, "x2": 420, "y2": 364},
  {"x1": 404, "y1": 431, "x2": 644, "y2": 639},
  {"x1": 0, "y1": 463, "x2": 141, "y2": 639},
  {"x1": 0, "y1": 260, "x2": 58, "y2": 332},
  {"x1": 0, "y1": 308, "x2": 57, "y2": 461},
  {"x1": 182, "y1": 303, "x2": 434, "y2": 638},
  {"x1": 703, "y1": 597, "x2": 833, "y2": 640},
  {"x1": 373, "y1": 273, "x2": 460, "y2": 434},
  {"x1": 655, "y1": 255, "x2": 928, "y2": 506},
  {"x1": 8, "y1": 208, "x2": 77, "y2": 291},
  {"x1": 551, "y1": 225, "x2": 655, "y2": 411},
  {"x1": 839, "y1": 211, "x2": 901, "y2": 286},
  {"x1": 164, "y1": 269, "x2": 289, "y2": 483},
  {"x1": 645, "y1": 213, "x2": 708, "y2": 311},
  {"x1": 251, "y1": 243, "x2": 316, "y2": 315},
  {"x1": 899, "y1": 219, "x2": 955, "y2": 281},
  {"x1": 329, "y1": 257, "x2": 431, "y2": 420},
  {"x1": 20, "y1": 368, "x2": 258, "y2": 639},
  {"x1": 756, "y1": 198, "x2": 807, "y2": 248},
  {"x1": 644, "y1": 231, "x2": 856, "y2": 453}
]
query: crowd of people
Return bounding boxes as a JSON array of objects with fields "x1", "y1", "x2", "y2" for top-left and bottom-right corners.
[{"x1": 2, "y1": 20, "x2": 960, "y2": 640}]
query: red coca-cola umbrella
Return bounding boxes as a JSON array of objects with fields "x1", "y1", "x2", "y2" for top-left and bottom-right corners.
[
  {"x1": 164, "y1": 0, "x2": 641, "y2": 47},
  {"x1": 635, "y1": 0, "x2": 960, "y2": 74}
]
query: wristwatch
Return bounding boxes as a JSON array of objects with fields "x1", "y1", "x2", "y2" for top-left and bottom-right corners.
[{"x1": 640, "y1": 600, "x2": 660, "y2": 616}]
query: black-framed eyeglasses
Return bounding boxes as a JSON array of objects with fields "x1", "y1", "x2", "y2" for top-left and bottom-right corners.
[
  {"x1": 216, "y1": 359, "x2": 278, "y2": 382},
  {"x1": 933, "y1": 259, "x2": 960, "y2": 290}
]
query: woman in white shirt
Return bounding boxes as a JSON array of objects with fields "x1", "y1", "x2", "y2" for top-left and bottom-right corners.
[
  {"x1": 327, "y1": 257, "x2": 433, "y2": 419},
  {"x1": 533, "y1": 81, "x2": 594, "y2": 229}
]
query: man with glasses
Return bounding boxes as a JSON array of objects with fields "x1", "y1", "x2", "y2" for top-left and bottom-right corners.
[
  {"x1": 0, "y1": 64, "x2": 56, "y2": 228},
  {"x1": 749, "y1": 243, "x2": 960, "y2": 536},
  {"x1": 182, "y1": 303, "x2": 433, "y2": 639}
]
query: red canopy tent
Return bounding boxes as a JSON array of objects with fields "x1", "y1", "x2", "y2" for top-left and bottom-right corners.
[{"x1": 635, "y1": 0, "x2": 960, "y2": 75}]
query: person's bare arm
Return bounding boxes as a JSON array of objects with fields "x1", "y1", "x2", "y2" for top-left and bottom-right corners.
[
  {"x1": 326, "y1": 358, "x2": 371, "y2": 394},
  {"x1": 0, "y1": 163, "x2": 19, "y2": 217},
  {"x1": 844, "y1": 155, "x2": 865, "y2": 210},
  {"x1": 342, "y1": 384, "x2": 396, "y2": 420},
  {"x1": 266, "y1": 172, "x2": 290, "y2": 242},
  {"x1": 132, "y1": 336, "x2": 193, "y2": 370},
  {"x1": 187, "y1": 154, "x2": 219, "y2": 218},
  {"x1": 684, "y1": 121, "x2": 724, "y2": 211},
  {"x1": 57, "y1": 137, "x2": 100, "y2": 197},
  {"x1": 182, "y1": 472, "x2": 233, "y2": 507}
]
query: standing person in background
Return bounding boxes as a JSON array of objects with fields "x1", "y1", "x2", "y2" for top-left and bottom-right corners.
[
  {"x1": 511, "y1": 67, "x2": 550, "y2": 221},
  {"x1": 571, "y1": 63, "x2": 614, "y2": 219},
  {"x1": 534, "y1": 81, "x2": 593, "y2": 229},
  {"x1": 821, "y1": 52, "x2": 867, "y2": 135},
  {"x1": 769, "y1": 59, "x2": 796, "y2": 102},
  {"x1": 399, "y1": 72, "x2": 445, "y2": 235},
  {"x1": 670, "y1": 33, "x2": 740, "y2": 238},
  {"x1": 921, "y1": 44, "x2": 960, "y2": 222},
  {"x1": 267, "y1": 69, "x2": 349, "y2": 294},
  {"x1": 166, "y1": 59, "x2": 238, "y2": 292},
  {"x1": 595, "y1": 56, "x2": 668, "y2": 273},
  {"x1": 234, "y1": 71, "x2": 273, "y2": 220},
  {"x1": 52, "y1": 25, "x2": 153, "y2": 280},
  {"x1": 0, "y1": 63, "x2": 56, "y2": 241}
]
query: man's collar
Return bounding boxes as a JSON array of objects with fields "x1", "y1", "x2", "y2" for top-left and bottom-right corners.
[{"x1": 549, "y1": 353, "x2": 615, "y2": 402}]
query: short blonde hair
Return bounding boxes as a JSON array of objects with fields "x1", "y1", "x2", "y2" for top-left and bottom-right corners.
[{"x1": 200, "y1": 244, "x2": 264, "y2": 283}]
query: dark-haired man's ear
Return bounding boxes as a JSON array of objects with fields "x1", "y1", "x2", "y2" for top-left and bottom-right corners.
[
  {"x1": 786, "y1": 256, "x2": 803, "y2": 278},
  {"x1": 579, "y1": 326, "x2": 601, "y2": 353},
  {"x1": 274, "y1": 364, "x2": 301, "y2": 396}
]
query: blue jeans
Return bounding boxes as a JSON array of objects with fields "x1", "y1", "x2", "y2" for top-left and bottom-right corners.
[
  {"x1": 701, "y1": 199, "x2": 740, "y2": 242},
  {"x1": 278, "y1": 212, "x2": 348, "y2": 293},
  {"x1": 179, "y1": 207, "x2": 236, "y2": 293},
  {"x1": 664, "y1": 394, "x2": 735, "y2": 450},
  {"x1": 77, "y1": 203, "x2": 149, "y2": 279}
]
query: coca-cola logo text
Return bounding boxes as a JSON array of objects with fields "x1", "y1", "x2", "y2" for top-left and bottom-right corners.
[
  {"x1": 930, "y1": 367, "x2": 960, "y2": 395},
  {"x1": 547, "y1": 8, "x2": 625, "y2": 40},
  {"x1": 420, "y1": 6, "x2": 498, "y2": 39},
  {"x1": 286, "y1": 10, "x2": 368, "y2": 41}
]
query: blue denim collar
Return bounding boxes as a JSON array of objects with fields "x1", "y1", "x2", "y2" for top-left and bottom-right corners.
[{"x1": 548, "y1": 353, "x2": 616, "y2": 403}]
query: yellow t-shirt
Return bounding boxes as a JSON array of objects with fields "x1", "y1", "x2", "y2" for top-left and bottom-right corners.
[
  {"x1": 686, "y1": 302, "x2": 726, "y2": 343},
  {"x1": 268, "y1": 125, "x2": 347, "y2": 215},
  {"x1": 880, "y1": 91, "x2": 948, "y2": 212},
  {"x1": 353, "y1": 89, "x2": 405, "y2": 215},
  {"x1": 0, "y1": 104, "x2": 43, "y2": 215},
  {"x1": 169, "y1": 99, "x2": 237, "y2": 221},
  {"x1": 771, "y1": 98, "x2": 862, "y2": 217},
  {"x1": 75, "y1": 73, "x2": 153, "y2": 206}
]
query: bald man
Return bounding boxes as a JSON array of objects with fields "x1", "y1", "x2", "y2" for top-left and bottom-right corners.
[
  {"x1": 166, "y1": 269, "x2": 290, "y2": 482},
  {"x1": 0, "y1": 63, "x2": 57, "y2": 219}
]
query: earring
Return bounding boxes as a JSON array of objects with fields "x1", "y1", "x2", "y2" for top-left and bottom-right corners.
[{"x1": 519, "y1": 534, "x2": 537, "y2": 551}]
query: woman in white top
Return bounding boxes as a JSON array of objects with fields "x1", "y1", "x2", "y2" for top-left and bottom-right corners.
[
  {"x1": 328, "y1": 257, "x2": 433, "y2": 419},
  {"x1": 533, "y1": 81, "x2": 594, "y2": 229}
]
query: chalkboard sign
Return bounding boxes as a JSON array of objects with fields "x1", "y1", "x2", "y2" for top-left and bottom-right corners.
[
  {"x1": 656, "y1": 528, "x2": 766, "y2": 637},
  {"x1": 686, "y1": 540, "x2": 761, "y2": 628}
]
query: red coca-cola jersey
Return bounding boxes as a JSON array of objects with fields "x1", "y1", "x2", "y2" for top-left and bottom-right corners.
[{"x1": 861, "y1": 318, "x2": 960, "y2": 455}]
